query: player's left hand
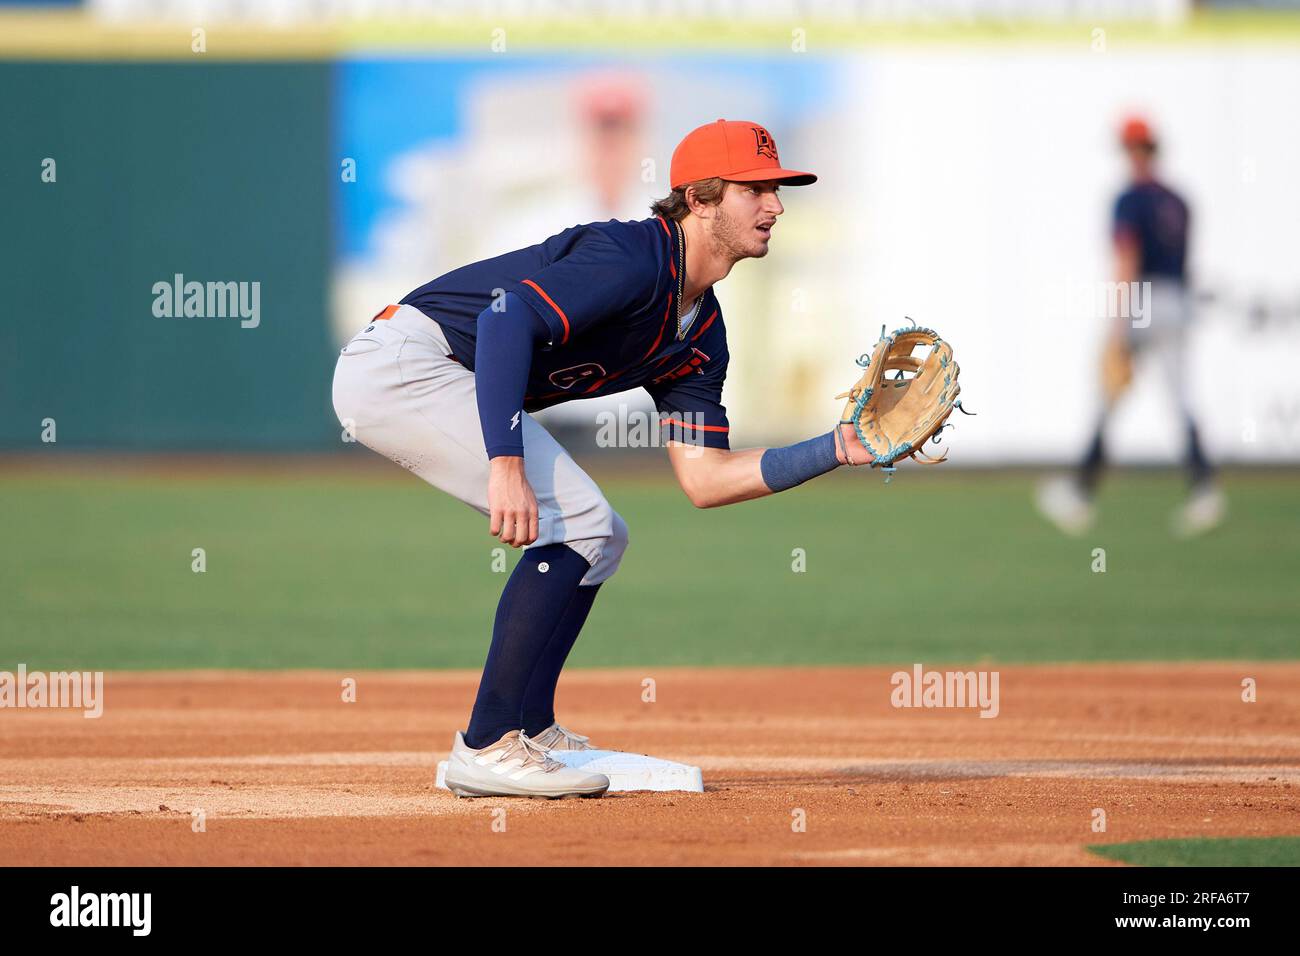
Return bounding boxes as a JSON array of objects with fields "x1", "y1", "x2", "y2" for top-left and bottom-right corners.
[{"x1": 834, "y1": 423, "x2": 876, "y2": 466}]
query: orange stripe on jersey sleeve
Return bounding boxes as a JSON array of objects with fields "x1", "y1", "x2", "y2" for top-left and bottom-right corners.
[
  {"x1": 659, "y1": 416, "x2": 730, "y2": 433},
  {"x1": 521, "y1": 279, "x2": 571, "y2": 345}
]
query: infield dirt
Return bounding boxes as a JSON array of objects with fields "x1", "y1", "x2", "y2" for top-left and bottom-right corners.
[{"x1": 2, "y1": 665, "x2": 1298, "y2": 866}]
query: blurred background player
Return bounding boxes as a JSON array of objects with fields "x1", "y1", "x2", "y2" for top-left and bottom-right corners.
[{"x1": 1037, "y1": 116, "x2": 1224, "y2": 538}]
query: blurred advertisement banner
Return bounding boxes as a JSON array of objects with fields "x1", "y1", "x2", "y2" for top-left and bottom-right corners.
[
  {"x1": 332, "y1": 56, "x2": 853, "y2": 440},
  {"x1": 87, "y1": 1, "x2": 1193, "y2": 25},
  {"x1": 333, "y1": 48, "x2": 1300, "y2": 462}
]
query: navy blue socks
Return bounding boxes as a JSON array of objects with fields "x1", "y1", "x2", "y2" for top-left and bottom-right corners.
[
  {"x1": 1080, "y1": 423, "x2": 1105, "y2": 495},
  {"x1": 1082, "y1": 415, "x2": 1213, "y2": 493},
  {"x1": 520, "y1": 582, "x2": 602, "y2": 736},
  {"x1": 464, "y1": 543, "x2": 596, "y2": 749},
  {"x1": 1186, "y1": 420, "x2": 1213, "y2": 488}
]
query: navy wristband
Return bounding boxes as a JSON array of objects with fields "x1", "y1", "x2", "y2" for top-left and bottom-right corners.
[{"x1": 759, "y1": 430, "x2": 841, "y2": 492}]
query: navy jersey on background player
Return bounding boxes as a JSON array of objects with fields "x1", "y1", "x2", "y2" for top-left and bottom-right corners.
[
  {"x1": 1113, "y1": 182, "x2": 1189, "y2": 280},
  {"x1": 400, "y1": 216, "x2": 731, "y2": 449}
]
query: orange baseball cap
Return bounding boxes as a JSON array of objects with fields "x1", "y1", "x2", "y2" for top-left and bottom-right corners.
[
  {"x1": 670, "y1": 119, "x2": 817, "y2": 189},
  {"x1": 1120, "y1": 116, "x2": 1155, "y2": 148}
]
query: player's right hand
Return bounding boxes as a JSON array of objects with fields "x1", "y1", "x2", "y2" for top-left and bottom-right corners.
[{"x1": 487, "y1": 456, "x2": 540, "y2": 547}]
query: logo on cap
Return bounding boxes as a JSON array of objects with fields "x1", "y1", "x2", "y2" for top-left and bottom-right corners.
[{"x1": 752, "y1": 126, "x2": 777, "y2": 161}]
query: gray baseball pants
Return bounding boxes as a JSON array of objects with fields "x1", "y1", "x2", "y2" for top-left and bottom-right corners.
[{"x1": 331, "y1": 304, "x2": 629, "y2": 586}]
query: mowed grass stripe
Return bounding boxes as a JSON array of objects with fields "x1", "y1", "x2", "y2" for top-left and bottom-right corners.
[
  {"x1": 1088, "y1": 836, "x2": 1300, "y2": 867},
  {"x1": 0, "y1": 470, "x2": 1295, "y2": 669}
]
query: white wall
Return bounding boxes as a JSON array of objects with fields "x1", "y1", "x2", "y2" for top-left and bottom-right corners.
[{"x1": 839, "y1": 45, "x2": 1300, "y2": 464}]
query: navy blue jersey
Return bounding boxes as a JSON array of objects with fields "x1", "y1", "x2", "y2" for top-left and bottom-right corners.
[
  {"x1": 400, "y1": 216, "x2": 731, "y2": 449},
  {"x1": 1113, "y1": 181, "x2": 1189, "y2": 280}
]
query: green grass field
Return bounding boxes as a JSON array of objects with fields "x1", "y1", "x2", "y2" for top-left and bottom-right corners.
[
  {"x1": 1, "y1": 467, "x2": 1296, "y2": 669},
  {"x1": 1089, "y1": 837, "x2": 1300, "y2": 867}
]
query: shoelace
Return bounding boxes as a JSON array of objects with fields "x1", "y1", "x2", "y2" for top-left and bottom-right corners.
[
  {"x1": 549, "y1": 724, "x2": 591, "y2": 748},
  {"x1": 503, "y1": 732, "x2": 561, "y2": 772}
]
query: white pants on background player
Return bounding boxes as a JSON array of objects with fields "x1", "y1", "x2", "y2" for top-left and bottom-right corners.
[{"x1": 1122, "y1": 278, "x2": 1195, "y2": 422}]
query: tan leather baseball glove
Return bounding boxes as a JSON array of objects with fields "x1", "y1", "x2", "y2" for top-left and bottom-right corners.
[
  {"x1": 1100, "y1": 333, "x2": 1133, "y2": 405},
  {"x1": 834, "y1": 322, "x2": 971, "y2": 481}
]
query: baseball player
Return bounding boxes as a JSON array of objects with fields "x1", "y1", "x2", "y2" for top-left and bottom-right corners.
[
  {"x1": 1037, "y1": 116, "x2": 1223, "y2": 537},
  {"x1": 333, "y1": 120, "x2": 875, "y2": 798}
]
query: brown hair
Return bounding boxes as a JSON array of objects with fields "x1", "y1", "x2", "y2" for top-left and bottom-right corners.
[{"x1": 649, "y1": 177, "x2": 727, "y2": 221}]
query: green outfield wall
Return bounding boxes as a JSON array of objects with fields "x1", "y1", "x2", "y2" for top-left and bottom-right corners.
[{"x1": 0, "y1": 62, "x2": 337, "y2": 449}]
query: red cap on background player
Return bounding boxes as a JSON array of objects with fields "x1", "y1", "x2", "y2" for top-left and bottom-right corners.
[
  {"x1": 1120, "y1": 116, "x2": 1156, "y2": 148},
  {"x1": 670, "y1": 119, "x2": 817, "y2": 189},
  {"x1": 577, "y1": 72, "x2": 647, "y2": 123}
]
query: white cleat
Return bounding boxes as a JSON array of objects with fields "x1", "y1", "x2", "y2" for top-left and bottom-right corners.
[
  {"x1": 443, "y1": 730, "x2": 609, "y2": 799},
  {"x1": 529, "y1": 722, "x2": 596, "y2": 752},
  {"x1": 1034, "y1": 476, "x2": 1095, "y2": 536},
  {"x1": 1172, "y1": 485, "x2": 1226, "y2": 538}
]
